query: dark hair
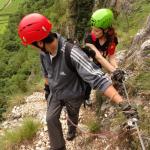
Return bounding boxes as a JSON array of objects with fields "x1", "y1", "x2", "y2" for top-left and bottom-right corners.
[
  {"x1": 32, "y1": 32, "x2": 57, "y2": 47},
  {"x1": 42, "y1": 32, "x2": 57, "y2": 43},
  {"x1": 105, "y1": 27, "x2": 117, "y2": 43}
]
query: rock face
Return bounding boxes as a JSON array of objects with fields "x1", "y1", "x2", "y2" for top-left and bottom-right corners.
[
  {"x1": 0, "y1": 92, "x2": 92, "y2": 150},
  {"x1": 0, "y1": 91, "x2": 127, "y2": 150},
  {"x1": 94, "y1": 0, "x2": 134, "y2": 15},
  {"x1": 131, "y1": 15, "x2": 150, "y2": 47},
  {"x1": 67, "y1": 0, "x2": 94, "y2": 41},
  {"x1": 124, "y1": 15, "x2": 150, "y2": 70},
  {"x1": 0, "y1": 92, "x2": 49, "y2": 150},
  {"x1": 141, "y1": 39, "x2": 150, "y2": 51}
]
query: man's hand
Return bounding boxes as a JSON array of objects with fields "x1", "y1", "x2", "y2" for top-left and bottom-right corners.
[
  {"x1": 119, "y1": 101, "x2": 139, "y2": 120},
  {"x1": 111, "y1": 69, "x2": 125, "y2": 82},
  {"x1": 44, "y1": 84, "x2": 50, "y2": 100}
]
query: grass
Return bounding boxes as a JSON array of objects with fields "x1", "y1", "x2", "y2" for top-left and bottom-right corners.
[
  {"x1": 2, "y1": 78, "x2": 44, "y2": 119},
  {"x1": 0, "y1": 22, "x2": 7, "y2": 34},
  {"x1": 124, "y1": 71, "x2": 150, "y2": 97},
  {"x1": 87, "y1": 120, "x2": 101, "y2": 133},
  {"x1": 110, "y1": 112, "x2": 125, "y2": 128},
  {"x1": 115, "y1": 0, "x2": 150, "y2": 50},
  {"x1": 138, "y1": 106, "x2": 150, "y2": 136},
  {"x1": 0, "y1": 14, "x2": 9, "y2": 34},
  {"x1": 133, "y1": 72, "x2": 150, "y2": 91},
  {"x1": 0, "y1": 117, "x2": 41, "y2": 150},
  {"x1": 81, "y1": 107, "x2": 101, "y2": 133}
]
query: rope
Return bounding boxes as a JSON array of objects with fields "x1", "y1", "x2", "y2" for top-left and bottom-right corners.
[
  {"x1": 62, "y1": 80, "x2": 146, "y2": 150},
  {"x1": 63, "y1": 106, "x2": 137, "y2": 150},
  {"x1": 122, "y1": 81, "x2": 130, "y2": 104},
  {"x1": 39, "y1": 82, "x2": 146, "y2": 149},
  {"x1": 63, "y1": 107, "x2": 128, "y2": 141}
]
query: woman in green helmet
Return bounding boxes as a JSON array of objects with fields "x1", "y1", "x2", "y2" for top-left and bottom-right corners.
[{"x1": 84, "y1": 8, "x2": 125, "y2": 106}]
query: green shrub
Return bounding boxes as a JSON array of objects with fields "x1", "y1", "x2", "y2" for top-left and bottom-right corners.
[
  {"x1": 87, "y1": 120, "x2": 101, "y2": 133},
  {"x1": 0, "y1": 117, "x2": 41, "y2": 150}
]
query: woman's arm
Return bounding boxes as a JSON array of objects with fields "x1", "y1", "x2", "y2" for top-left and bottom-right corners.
[
  {"x1": 108, "y1": 54, "x2": 118, "y2": 69},
  {"x1": 85, "y1": 43, "x2": 116, "y2": 73}
]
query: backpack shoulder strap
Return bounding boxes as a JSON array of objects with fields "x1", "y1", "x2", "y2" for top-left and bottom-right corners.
[
  {"x1": 65, "y1": 42, "x2": 91, "y2": 102},
  {"x1": 65, "y1": 42, "x2": 77, "y2": 73}
]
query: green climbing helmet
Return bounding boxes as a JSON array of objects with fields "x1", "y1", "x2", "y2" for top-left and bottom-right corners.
[{"x1": 90, "y1": 8, "x2": 114, "y2": 29}]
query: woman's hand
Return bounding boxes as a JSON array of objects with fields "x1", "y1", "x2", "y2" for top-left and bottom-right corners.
[
  {"x1": 85, "y1": 43, "x2": 116, "y2": 73},
  {"x1": 85, "y1": 43, "x2": 102, "y2": 58}
]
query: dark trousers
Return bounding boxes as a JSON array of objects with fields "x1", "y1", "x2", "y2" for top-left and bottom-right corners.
[{"x1": 46, "y1": 97, "x2": 83, "y2": 149}]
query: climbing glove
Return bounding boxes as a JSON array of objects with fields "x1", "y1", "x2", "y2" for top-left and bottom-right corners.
[
  {"x1": 119, "y1": 101, "x2": 139, "y2": 120},
  {"x1": 111, "y1": 69, "x2": 126, "y2": 82},
  {"x1": 44, "y1": 84, "x2": 50, "y2": 100}
]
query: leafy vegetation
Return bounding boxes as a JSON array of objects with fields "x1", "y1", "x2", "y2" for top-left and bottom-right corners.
[
  {"x1": 0, "y1": 0, "x2": 149, "y2": 124},
  {"x1": 0, "y1": 0, "x2": 25, "y2": 34},
  {"x1": 0, "y1": 1, "x2": 149, "y2": 149},
  {"x1": 0, "y1": 0, "x2": 68, "y2": 121},
  {"x1": 115, "y1": 0, "x2": 150, "y2": 50},
  {"x1": 0, "y1": 117, "x2": 41, "y2": 150},
  {"x1": 131, "y1": 72, "x2": 150, "y2": 91},
  {"x1": 87, "y1": 120, "x2": 101, "y2": 133}
]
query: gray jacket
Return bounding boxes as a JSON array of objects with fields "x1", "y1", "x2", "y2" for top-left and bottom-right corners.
[{"x1": 40, "y1": 34, "x2": 112, "y2": 100}]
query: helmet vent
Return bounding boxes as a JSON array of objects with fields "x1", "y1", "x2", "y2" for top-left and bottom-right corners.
[
  {"x1": 23, "y1": 36, "x2": 26, "y2": 42},
  {"x1": 27, "y1": 24, "x2": 32, "y2": 26},
  {"x1": 42, "y1": 26, "x2": 47, "y2": 32}
]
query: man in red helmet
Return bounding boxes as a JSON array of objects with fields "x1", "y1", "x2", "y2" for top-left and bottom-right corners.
[{"x1": 18, "y1": 13, "x2": 138, "y2": 150}]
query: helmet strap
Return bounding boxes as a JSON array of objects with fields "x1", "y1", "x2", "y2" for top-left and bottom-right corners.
[
  {"x1": 41, "y1": 42, "x2": 49, "y2": 54},
  {"x1": 32, "y1": 42, "x2": 48, "y2": 53}
]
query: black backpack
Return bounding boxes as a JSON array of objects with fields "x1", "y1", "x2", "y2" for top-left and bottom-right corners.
[{"x1": 64, "y1": 42, "x2": 91, "y2": 101}]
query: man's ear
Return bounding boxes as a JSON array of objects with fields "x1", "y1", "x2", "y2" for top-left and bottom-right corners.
[{"x1": 37, "y1": 41, "x2": 44, "y2": 48}]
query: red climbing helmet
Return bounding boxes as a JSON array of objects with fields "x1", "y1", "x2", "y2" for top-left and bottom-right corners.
[{"x1": 18, "y1": 13, "x2": 52, "y2": 45}]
